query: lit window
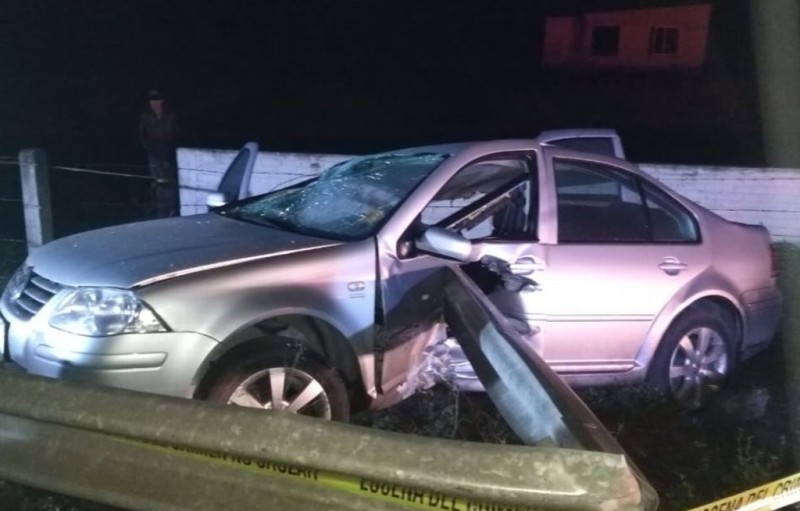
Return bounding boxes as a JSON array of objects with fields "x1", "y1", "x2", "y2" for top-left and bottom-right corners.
[
  {"x1": 650, "y1": 27, "x2": 679, "y2": 55},
  {"x1": 591, "y1": 26, "x2": 620, "y2": 56}
]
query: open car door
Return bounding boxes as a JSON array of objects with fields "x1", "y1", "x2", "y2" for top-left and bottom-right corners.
[
  {"x1": 206, "y1": 141, "x2": 259, "y2": 208},
  {"x1": 538, "y1": 128, "x2": 626, "y2": 158}
]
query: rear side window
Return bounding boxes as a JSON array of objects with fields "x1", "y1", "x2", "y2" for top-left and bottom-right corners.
[
  {"x1": 642, "y1": 181, "x2": 699, "y2": 242},
  {"x1": 554, "y1": 159, "x2": 698, "y2": 243}
]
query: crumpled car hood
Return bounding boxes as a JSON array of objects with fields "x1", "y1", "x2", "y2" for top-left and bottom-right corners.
[{"x1": 28, "y1": 214, "x2": 341, "y2": 288}]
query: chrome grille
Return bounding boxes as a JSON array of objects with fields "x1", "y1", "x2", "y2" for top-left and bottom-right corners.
[{"x1": 7, "y1": 273, "x2": 63, "y2": 320}]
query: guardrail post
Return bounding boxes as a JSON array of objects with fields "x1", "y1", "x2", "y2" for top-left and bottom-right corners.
[{"x1": 19, "y1": 148, "x2": 54, "y2": 251}]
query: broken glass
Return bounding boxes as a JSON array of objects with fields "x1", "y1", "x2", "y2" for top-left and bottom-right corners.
[{"x1": 221, "y1": 153, "x2": 448, "y2": 240}]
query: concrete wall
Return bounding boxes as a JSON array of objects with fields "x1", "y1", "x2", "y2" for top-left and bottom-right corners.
[
  {"x1": 177, "y1": 147, "x2": 800, "y2": 244},
  {"x1": 639, "y1": 163, "x2": 800, "y2": 244},
  {"x1": 178, "y1": 147, "x2": 352, "y2": 216}
]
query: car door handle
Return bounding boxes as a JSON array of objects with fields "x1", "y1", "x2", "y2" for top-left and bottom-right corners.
[
  {"x1": 658, "y1": 257, "x2": 687, "y2": 275},
  {"x1": 509, "y1": 257, "x2": 546, "y2": 275}
]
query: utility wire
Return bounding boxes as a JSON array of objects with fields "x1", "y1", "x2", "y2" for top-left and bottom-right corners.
[
  {"x1": 0, "y1": 159, "x2": 170, "y2": 182},
  {"x1": 50, "y1": 164, "x2": 160, "y2": 181}
]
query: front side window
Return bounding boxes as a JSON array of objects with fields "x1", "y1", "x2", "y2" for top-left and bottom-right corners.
[
  {"x1": 420, "y1": 157, "x2": 536, "y2": 241},
  {"x1": 219, "y1": 152, "x2": 449, "y2": 240},
  {"x1": 555, "y1": 159, "x2": 698, "y2": 243}
]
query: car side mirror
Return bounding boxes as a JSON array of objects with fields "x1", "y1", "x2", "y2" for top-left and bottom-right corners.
[
  {"x1": 206, "y1": 192, "x2": 230, "y2": 209},
  {"x1": 416, "y1": 227, "x2": 476, "y2": 262}
]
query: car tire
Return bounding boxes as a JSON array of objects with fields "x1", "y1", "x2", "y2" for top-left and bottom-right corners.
[
  {"x1": 650, "y1": 309, "x2": 735, "y2": 410},
  {"x1": 207, "y1": 344, "x2": 350, "y2": 422}
]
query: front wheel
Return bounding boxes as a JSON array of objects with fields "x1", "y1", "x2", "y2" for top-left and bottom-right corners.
[
  {"x1": 650, "y1": 310, "x2": 735, "y2": 410},
  {"x1": 207, "y1": 347, "x2": 350, "y2": 422}
]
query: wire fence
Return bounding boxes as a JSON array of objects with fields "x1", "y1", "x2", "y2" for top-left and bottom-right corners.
[
  {"x1": 51, "y1": 164, "x2": 162, "y2": 181},
  {"x1": 0, "y1": 158, "x2": 168, "y2": 182},
  {"x1": 0, "y1": 155, "x2": 166, "y2": 245},
  {"x1": 1, "y1": 158, "x2": 26, "y2": 244}
]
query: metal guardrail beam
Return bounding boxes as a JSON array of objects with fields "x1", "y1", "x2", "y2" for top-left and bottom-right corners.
[
  {"x1": 0, "y1": 371, "x2": 652, "y2": 510},
  {"x1": 0, "y1": 413, "x2": 402, "y2": 511},
  {"x1": 444, "y1": 268, "x2": 624, "y2": 454}
]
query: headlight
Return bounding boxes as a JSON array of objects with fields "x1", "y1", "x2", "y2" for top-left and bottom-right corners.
[{"x1": 49, "y1": 288, "x2": 168, "y2": 336}]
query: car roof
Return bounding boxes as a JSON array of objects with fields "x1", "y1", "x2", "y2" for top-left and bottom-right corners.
[
  {"x1": 381, "y1": 139, "x2": 542, "y2": 157},
  {"x1": 383, "y1": 130, "x2": 624, "y2": 160}
]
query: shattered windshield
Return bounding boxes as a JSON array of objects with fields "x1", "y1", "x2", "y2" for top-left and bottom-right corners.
[{"x1": 220, "y1": 152, "x2": 449, "y2": 240}]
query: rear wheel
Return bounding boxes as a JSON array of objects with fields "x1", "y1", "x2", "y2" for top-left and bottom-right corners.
[
  {"x1": 650, "y1": 309, "x2": 735, "y2": 410},
  {"x1": 207, "y1": 345, "x2": 350, "y2": 421}
]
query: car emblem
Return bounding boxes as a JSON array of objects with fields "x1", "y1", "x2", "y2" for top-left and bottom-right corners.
[{"x1": 7, "y1": 266, "x2": 32, "y2": 303}]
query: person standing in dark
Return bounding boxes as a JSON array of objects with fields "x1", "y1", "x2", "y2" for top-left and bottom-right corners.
[{"x1": 139, "y1": 89, "x2": 180, "y2": 217}]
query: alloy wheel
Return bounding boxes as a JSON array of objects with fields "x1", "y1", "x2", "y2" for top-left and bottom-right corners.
[
  {"x1": 227, "y1": 367, "x2": 333, "y2": 419},
  {"x1": 668, "y1": 326, "x2": 729, "y2": 409}
]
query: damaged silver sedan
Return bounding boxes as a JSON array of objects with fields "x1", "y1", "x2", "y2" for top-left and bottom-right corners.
[{"x1": 0, "y1": 138, "x2": 782, "y2": 418}]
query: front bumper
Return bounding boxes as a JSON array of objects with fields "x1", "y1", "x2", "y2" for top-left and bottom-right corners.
[{"x1": 1, "y1": 310, "x2": 219, "y2": 398}]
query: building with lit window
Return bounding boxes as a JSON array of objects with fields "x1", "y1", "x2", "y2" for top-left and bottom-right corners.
[{"x1": 543, "y1": 4, "x2": 712, "y2": 70}]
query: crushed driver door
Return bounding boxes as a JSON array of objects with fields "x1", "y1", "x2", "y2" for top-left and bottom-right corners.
[{"x1": 375, "y1": 152, "x2": 540, "y2": 403}]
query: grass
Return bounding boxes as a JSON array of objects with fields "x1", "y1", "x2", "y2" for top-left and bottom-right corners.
[{"x1": 0, "y1": 241, "x2": 798, "y2": 510}]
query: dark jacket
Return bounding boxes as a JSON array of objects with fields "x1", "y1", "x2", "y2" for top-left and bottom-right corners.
[{"x1": 139, "y1": 109, "x2": 179, "y2": 161}]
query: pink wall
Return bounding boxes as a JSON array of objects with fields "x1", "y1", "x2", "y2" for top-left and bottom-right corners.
[{"x1": 543, "y1": 4, "x2": 712, "y2": 70}]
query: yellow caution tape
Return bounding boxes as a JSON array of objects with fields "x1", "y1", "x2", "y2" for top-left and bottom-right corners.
[
  {"x1": 128, "y1": 436, "x2": 800, "y2": 511},
  {"x1": 683, "y1": 472, "x2": 800, "y2": 511},
  {"x1": 130, "y1": 439, "x2": 545, "y2": 511}
]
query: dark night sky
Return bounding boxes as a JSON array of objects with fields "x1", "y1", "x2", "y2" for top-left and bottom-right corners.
[{"x1": 0, "y1": 1, "x2": 760, "y2": 166}]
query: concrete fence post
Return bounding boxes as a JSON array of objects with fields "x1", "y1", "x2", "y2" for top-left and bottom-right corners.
[{"x1": 19, "y1": 148, "x2": 54, "y2": 251}]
